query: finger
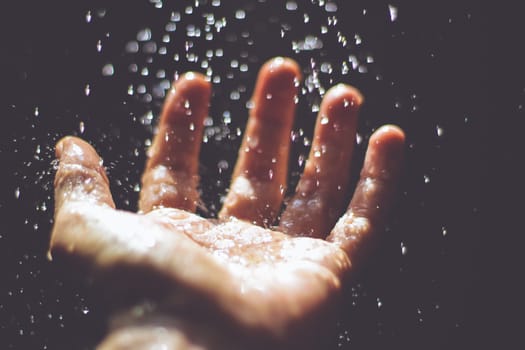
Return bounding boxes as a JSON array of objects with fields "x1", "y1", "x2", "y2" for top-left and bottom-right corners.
[
  {"x1": 54, "y1": 136, "x2": 115, "y2": 213},
  {"x1": 139, "y1": 72, "x2": 211, "y2": 213},
  {"x1": 279, "y1": 84, "x2": 363, "y2": 238},
  {"x1": 326, "y1": 125, "x2": 405, "y2": 267},
  {"x1": 219, "y1": 57, "x2": 301, "y2": 226}
]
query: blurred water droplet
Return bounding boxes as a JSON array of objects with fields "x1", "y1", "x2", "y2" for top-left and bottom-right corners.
[
  {"x1": 325, "y1": 2, "x2": 337, "y2": 12},
  {"x1": 84, "y1": 84, "x2": 91, "y2": 96},
  {"x1": 423, "y1": 175, "x2": 430, "y2": 183},
  {"x1": 235, "y1": 9, "x2": 246, "y2": 19},
  {"x1": 441, "y1": 226, "x2": 448, "y2": 236},
  {"x1": 79, "y1": 121, "x2": 85, "y2": 134},
  {"x1": 320, "y1": 115, "x2": 329, "y2": 125},
  {"x1": 102, "y1": 63, "x2": 115, "y2": 76},
  {"x1": 137, "y1": 28, "x2": 152, "y2": 41},
  {"x1": 286, "y1": 1, "x2": 298, "y2": 11},
  {"x1": 85, "y1": 11, "x2": 92, "y2": 23},
  {"x1": 14, "y1": 187, "x2": 20, "y2": 199}
]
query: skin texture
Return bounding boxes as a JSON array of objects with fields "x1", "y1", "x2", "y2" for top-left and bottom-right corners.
[{"x1": 49, "y1": 57, "x2": 405, "y2": 349}]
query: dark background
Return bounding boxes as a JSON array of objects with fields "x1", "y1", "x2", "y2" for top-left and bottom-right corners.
[{"x1": 1, "y1": 0, "x2": 485, "y2": 349}]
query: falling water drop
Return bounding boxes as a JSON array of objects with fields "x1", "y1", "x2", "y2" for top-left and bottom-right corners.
[
  {"x1": 102, "y1": 64, "x2": 115, "y2": 76},
  {"x1": 436, "y1": 125, "x2": 445, "y2": 137},
  {"x1": 388, "y1": 5, "x2": 398, "y2": 22}
]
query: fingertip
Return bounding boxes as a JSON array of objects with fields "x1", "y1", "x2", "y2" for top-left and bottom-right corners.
[
  {"x1": 162, "y1": 71, "x2": 212, "y2": 123},
  {"x1": 172, "y1": 71, "x2": 212, "y2": 97},
  {"x1": 322, "y1": 84, "x2": 364, "y2": 114},
  {"x1": 258, "y1": 57, "x2": 302, "y2": 96},
  {"x1": 265, "y1": 56, "x2": 302, "y2": 79},
  {"x1": 369, "y1": 124, "x2": 406, "y2": 150},
  {"x1": 55, "y1": 136, "x2": 101, "y2": 168}
]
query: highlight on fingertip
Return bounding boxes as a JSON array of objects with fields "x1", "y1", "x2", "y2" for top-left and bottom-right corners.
[
  {"x1": 322, "y1": 83, "x2": 364, "y2": 113},
  {"x1": 370, "y1": 124, "x2": 406, "y2": 147}
]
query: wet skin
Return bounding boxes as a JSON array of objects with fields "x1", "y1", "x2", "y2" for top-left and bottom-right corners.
[{"x1": 50, "y1": 57, "x2": 405, "y2": 349}]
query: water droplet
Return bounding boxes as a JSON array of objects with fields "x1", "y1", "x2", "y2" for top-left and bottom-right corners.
[
  {"x1": 14, "y1": 187, "x2": 20, "y2": 199},
  {"x1": 96, "y1": 40, "x2": 102, "y2": 52},
  {"x1": 286, "y1": 1, "x2": 298, "y2": 11},
  {"x1": 102, "y1": 63, "x2": 115, "y2": 76},
  {"x1": 325, "y1": 2, "x2": 337, "y2": 12},
  {"x1": 84, "y1": 84, "x2": 91, "y2": 96},
  {"x1": 137, "y1": 28, "x2": 152, "y2": 41},
  {"x1": 441, "y1": 226, "x2": 448, "y2": 236},
  {"x1": 436, "y1": 125, "x2": 444, "y2": 137},
  {"x1": 423, "y1": 175, "x2": 430, "y2": 183},
  {"x1": 85, "y1": 11, "x2": 92, "y2": 23},
  {"x1": 235, "y1": 9, "x2": 246, "y2": 19},
  {"x1": 34, "y1": 107, "x2": 39, "y2": 116},
  {"x1": 401, "y1": 241, "x2": 408, "y2": 255},
  {"x1": 388, "y1": 4, "x2": 398, "y2": 22},
  {"x1": 320, "y1": 115, "x2": 329, "y2": 125}
]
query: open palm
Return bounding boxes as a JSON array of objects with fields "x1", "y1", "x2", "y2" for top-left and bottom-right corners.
[{"x1": 50, "y1": 58, "x2": 405, "y2": 349}]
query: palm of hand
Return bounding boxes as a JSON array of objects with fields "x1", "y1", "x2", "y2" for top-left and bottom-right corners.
[{"x1": 50, "y1": 58, "x2": 404, "y2": 348}]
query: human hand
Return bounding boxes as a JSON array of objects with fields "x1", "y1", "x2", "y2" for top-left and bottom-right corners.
[{"x1": 50, "y1": 57, "x2": 405, "y2": 349}]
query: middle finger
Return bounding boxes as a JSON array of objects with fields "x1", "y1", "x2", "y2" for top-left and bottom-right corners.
[{"x1": 219, "y1": 57, "x2": 301, "y2": 226}]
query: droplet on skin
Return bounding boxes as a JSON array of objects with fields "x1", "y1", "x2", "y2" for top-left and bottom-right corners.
[{"x1": 320, "y1": 115, "x2": 329, "y2": 125}]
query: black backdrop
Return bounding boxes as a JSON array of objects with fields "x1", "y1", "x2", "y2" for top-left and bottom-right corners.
[{"x1": 1, "y1": 1, "x2": 484, "y2": 349}]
